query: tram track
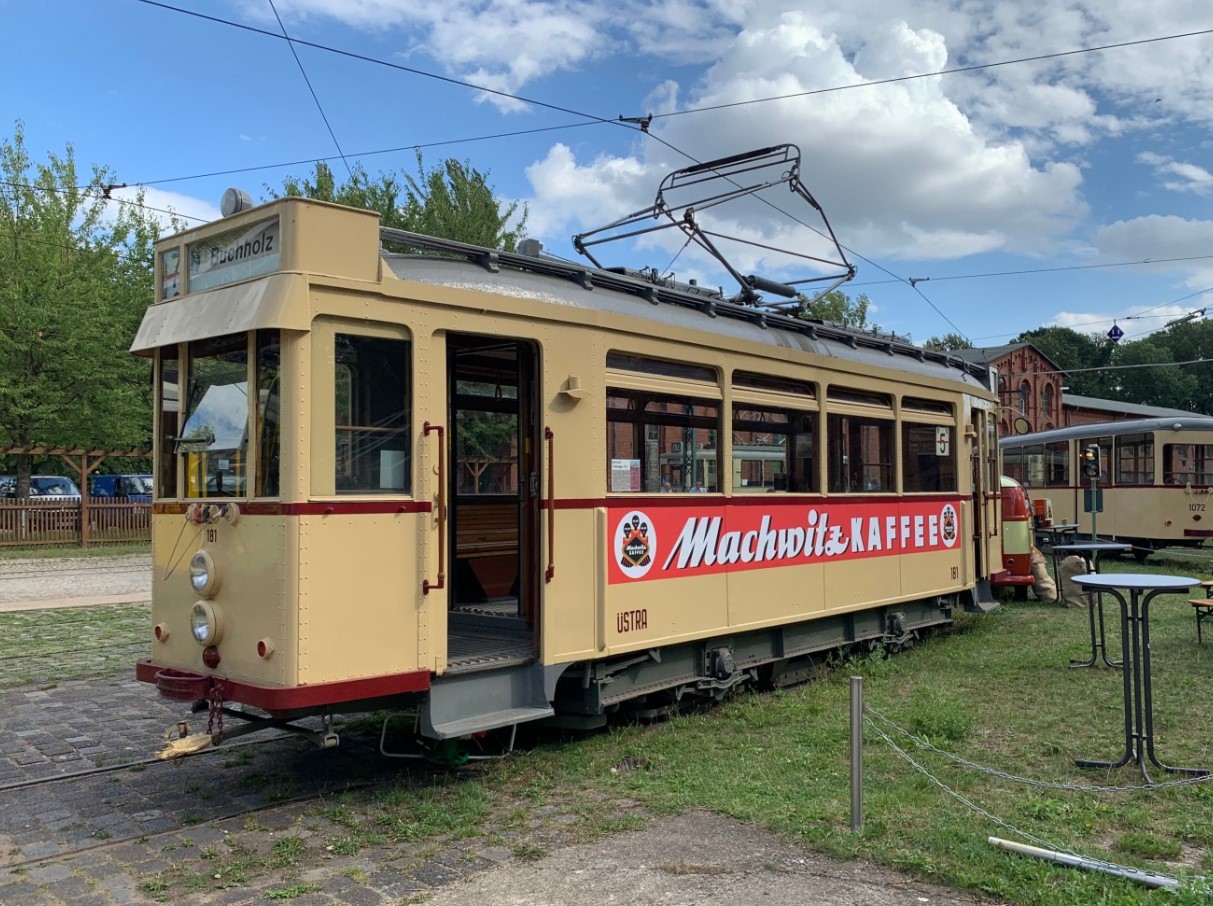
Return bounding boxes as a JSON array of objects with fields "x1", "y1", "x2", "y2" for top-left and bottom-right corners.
[
  {"x1": 2, "y1": 773, "x2": 391, "y2": 872},
  {"x1": 0, "y1": 731, "x2": 292, "y2": 795}
]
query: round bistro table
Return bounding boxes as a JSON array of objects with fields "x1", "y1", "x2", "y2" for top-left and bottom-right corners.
[
  {"x1": 1052, "y1": 541, "x2": 1132, "y2": 668},
  {"x1": 1071, "y1": 573, "x2": 1207, "y2": 785}
]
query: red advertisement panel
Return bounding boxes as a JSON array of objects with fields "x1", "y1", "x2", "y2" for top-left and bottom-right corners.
[{"x1": 609, "y1": 500, "x2": 962, "y2": 584}]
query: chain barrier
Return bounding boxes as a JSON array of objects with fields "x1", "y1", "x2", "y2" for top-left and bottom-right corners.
[
  {"x1": 206, "y1": 681, "x2": 225, "y2": 743},
  {"x1": 862, "y1": 718, "x2": 1184, "y2": 888},
  {"x1": 865, "y1": 705, "x2": 1211, "y2": 793}
]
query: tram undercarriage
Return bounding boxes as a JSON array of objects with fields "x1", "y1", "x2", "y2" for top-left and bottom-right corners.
[{"x1": 157, "y1": 595, "x2": 958, "y2": 759}]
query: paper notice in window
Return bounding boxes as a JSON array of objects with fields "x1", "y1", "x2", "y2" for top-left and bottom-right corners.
[{"x1": 611, "y1": 459, "x2": 641, "y2": 492}]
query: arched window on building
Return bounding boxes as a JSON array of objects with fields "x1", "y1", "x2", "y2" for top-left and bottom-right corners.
[
  {"x1": 1042, "y1": 384, "x2": 1054, "y2": 418},
  {"x1": 1018, "y1": 381, "x2": 1030, "y2": 417}
]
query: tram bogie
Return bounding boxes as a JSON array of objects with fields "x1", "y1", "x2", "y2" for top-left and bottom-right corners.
[{"x1": 134, "y1": 190, "x2": 1002, "y2": 757}]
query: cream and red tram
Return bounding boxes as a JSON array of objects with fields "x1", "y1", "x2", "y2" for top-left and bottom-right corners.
[
  {"x1": 1001, "y1": 417, "x2": 1213, "y2": 557},
  {"x1": 134, "y1": 195, "x2": 1002, "y2": 752}
]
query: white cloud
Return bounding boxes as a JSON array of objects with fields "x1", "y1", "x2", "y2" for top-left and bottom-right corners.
[
  {"x1": 525, "y1": 10, "x2": 1086, "y2": 271},
  {"x1": 1136, "y1": 152, "x2": 1213, "y2": 195}
]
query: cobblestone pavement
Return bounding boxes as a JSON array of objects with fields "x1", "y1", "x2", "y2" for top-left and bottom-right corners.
[{"x1": 0, "y1": 559, "x2": 995, "y2": 905}]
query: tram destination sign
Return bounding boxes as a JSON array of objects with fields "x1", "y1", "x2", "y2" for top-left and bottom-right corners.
[{"x1": 188, "y1": 216, "x2": 280, "y2": 294}]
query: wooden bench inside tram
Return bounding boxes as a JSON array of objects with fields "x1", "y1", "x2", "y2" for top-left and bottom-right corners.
[{"x1": 453, "y1": 498, "x2": 519, "y2": 610}]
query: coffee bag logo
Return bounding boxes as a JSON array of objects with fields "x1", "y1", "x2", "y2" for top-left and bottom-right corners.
[
  {"x1": 615, "y1": 510, "x2": 657, "y2": 579},
  {"x1": 940, "y1": 503, "x2": 959, "y2": 547}
]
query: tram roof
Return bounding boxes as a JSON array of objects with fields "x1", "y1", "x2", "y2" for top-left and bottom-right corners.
[
  {"x1": 999, "y1": 416, "x2": 1213, "y2": 446},
  {"x1": 379, "y1": 229, "x2": 992, "y2": 391}
]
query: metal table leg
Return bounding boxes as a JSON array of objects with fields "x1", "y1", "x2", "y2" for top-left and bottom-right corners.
[
  {"x1": 1140, "y1": 590, "x2": 1207, "y2": 779},
  {"x1": 1077, "y1": 587, "x2": 1207, "y2": 784}
]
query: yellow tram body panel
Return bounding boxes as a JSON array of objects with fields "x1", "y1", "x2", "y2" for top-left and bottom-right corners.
[{"x1": 136, "y1": 195, "x2": 1001, "y2": 734}]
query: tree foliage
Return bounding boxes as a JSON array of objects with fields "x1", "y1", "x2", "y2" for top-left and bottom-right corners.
[
  {"x1": 272, "y1": 152, "x2": 527, "y2": 251},
  {"x1": 798, "y1": 289, "x2": 875, "y2": 329},
  {"x1": 0, "y1": 122, "x2": 165, "y2": 490},
  {"x1": 1010, "y1": 322, "x2": 1213, "y2": 414},
  {"x1": 922, "y1": 332, "x2": 972, "y2": 351}
]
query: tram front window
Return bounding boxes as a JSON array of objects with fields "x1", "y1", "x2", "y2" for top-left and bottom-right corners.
[{"x1": 178, "y1": 333, "x2": 249, "y2": 498}]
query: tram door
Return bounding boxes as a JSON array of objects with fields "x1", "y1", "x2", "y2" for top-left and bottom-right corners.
[
  {"x1": 969, "y1": 404, "x2": 1000, "y2": 581},
  {"x1": 446, "y1": 336, "x2": 541, "y2": 645}
]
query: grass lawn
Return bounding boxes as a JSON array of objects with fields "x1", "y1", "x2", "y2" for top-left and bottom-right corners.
[
  {"x1": 0, "y1": 541, "x2": 149, "y2": 560},
  {"x1": 5, "y1": 553, "x2": 1211, "y2": 904},
  {"x1": 486, "y1": 555, "x2": 1213, "y2": 905}
]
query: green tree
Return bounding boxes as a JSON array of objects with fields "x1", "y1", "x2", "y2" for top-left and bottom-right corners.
[
  {"x1": 1012, "y1": 326, "x2": 1113, "y2": 398},
  {"x1": 1108, "y1": 337, "x2": 1199, "y2": 410},
  {"x1": 0, "y1": 122, "x2": 164, "y2": 495},
  {"x1": 273, "y1": 152, "x2": 527, "y2": 251},
  {"x1": 798, "y1": 289, "x2": 875, "y2": 329},
  {"x1": 923, "y1": 332, "x2": 972, "y2": 351}
]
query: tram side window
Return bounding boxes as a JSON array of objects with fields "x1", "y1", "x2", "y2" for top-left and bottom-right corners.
[
  {"x1": 902, "y1": 424, "x2": 956, "y2": 492},
  {"x1": 1115, "y1": 433, "x2": 1154, "y2": 485},
  {"x1": 1163, "y1": 443, "x2": 1213, "y2": 485},
  {"x1": 1002, "y1": 445, "x2": 1025, "y2": 484},
  {"x1": 828, "y1": 414, "x2": 893, "y2": 493},
  {"x1": 334, "y1": 334, "x2": 411, "y2": 494},
  {"x1": 607, "y1": 389, "x2": 719, "y2": 492},
  {"x1": 255, "y1": 331, "x2": 281, "y2": 497},
  {"x1": 732, "y1": 405, "x2": 815, "y2": 492},
  {"x1": 1044, "y1": 440, "x2": 1068, "y2": 486},
  {"x1": 157, "y1": 346, "x2": 179, "y2": 499}
]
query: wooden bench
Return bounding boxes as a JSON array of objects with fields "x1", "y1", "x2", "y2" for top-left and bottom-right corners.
[
  {"x1": 454, "y1": 500, "x2": 519, "y2": 559},
  {"x1": 1187, "y1": 580, "x2": 1213, "y2": 644}
]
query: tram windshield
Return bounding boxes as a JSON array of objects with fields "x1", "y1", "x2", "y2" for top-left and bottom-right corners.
[{"x1": 178, "y1": 334, "x2": 248, "y2": 497}]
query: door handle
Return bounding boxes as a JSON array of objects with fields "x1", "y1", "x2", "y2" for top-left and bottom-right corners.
[{"x1": 422, "y1": 421, "x2": 446, "y2": 595}]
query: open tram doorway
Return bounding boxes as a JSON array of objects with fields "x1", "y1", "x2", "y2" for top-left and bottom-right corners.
[{"x1": 445, "y1": 335, "x2": 541, "y2": 667}]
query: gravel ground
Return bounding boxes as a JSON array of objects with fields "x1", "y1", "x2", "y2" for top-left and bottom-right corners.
[{"x1": 0, "y1": 553, "x2": 150, "y2": 603}]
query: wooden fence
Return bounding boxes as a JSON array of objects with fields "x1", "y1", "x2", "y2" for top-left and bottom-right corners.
[{"x1": 0, "y1": 498, "x2": 150, "y2": 547}]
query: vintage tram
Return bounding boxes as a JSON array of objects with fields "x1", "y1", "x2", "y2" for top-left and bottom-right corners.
[
  {"x1": 1000, "y1": 417, "x2": 1213, "y2": 558},
  {"x1": 134, "y1": 191, "x2": 1003, "y2": 754}
]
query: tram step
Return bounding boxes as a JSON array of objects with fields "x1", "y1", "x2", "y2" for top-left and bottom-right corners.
[
  {"x1": 964, "y1": 579, "x2": 1001, "y2": 614},
  {"x1": 421, "y1": 661, "x2": 554, "y2": 740}
]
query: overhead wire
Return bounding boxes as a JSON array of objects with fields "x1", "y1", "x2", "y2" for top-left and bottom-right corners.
[
  {"x1": 850, "y1": 254, "x2": 1213, "y2": 288},
  {"x1": 134, "y1": 0, "x2": 619, "y2": 126},
  {"x1": 113, "y1": 3, "x2": 1213, "y2": 341},
  {"x1": 0, "y1": 178, "x2": 209, "y2": 224},
  {"x1": 654, "y1": 27, "x2": 1213, "y2": 120},
  {"x1": 265, "y1": 0, "x2": 352, "y2": 179}
]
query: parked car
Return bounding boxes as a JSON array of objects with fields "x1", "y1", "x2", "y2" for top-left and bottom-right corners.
[
  {"x1": 0, "y1": 475, "x2": 82, "y2": 499},
  {"x1": 91, "y1": 473, "x2": 153, "y2": 504}
]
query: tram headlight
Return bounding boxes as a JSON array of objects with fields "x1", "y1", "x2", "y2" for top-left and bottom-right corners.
[
  {"x1": 190, "y1": 601, "x2": 224, "y2": 646},
  {"x1": 189, "y1": 550, "x2": 220, "y2": 597}
]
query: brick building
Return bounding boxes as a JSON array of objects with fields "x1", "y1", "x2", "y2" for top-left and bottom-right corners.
[{"x1": 951, "y1": 343, "x2": 1066, "y2": 436}]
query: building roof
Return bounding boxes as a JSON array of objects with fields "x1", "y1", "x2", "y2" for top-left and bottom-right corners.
[
  {"x1": 1062, "y1": 393, "x2": 1207, "y2": 419},
  {"x1": 950, "y1": 342, "x2": 1066, "y2": 374}
]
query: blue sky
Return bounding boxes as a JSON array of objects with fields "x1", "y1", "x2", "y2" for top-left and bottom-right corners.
[{"x1": 3, "y1": 0, "x2": 1213, "y2": 348}]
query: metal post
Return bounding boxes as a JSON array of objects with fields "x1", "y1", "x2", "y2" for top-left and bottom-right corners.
[
  {"x1": 850, "y1": 675, "x2": 863, "y2": 833},
  {"x1": 1090, "y1": 476, "x2": 1098, "y2": 542}
]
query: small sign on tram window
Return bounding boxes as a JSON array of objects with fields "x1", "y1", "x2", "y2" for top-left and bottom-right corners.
[
  {"x1": 188, "y1": 216, "x2": 280, "y2": 293},
  {"x1": 160, "y1": 248, "x2": 181, "y2": 300},
  {"x1": 611, "y1": 459, "x2": 641, "y2": 492},
  {"x1": 935, "y1": 426, "x2": 950, "y2": 456}
]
